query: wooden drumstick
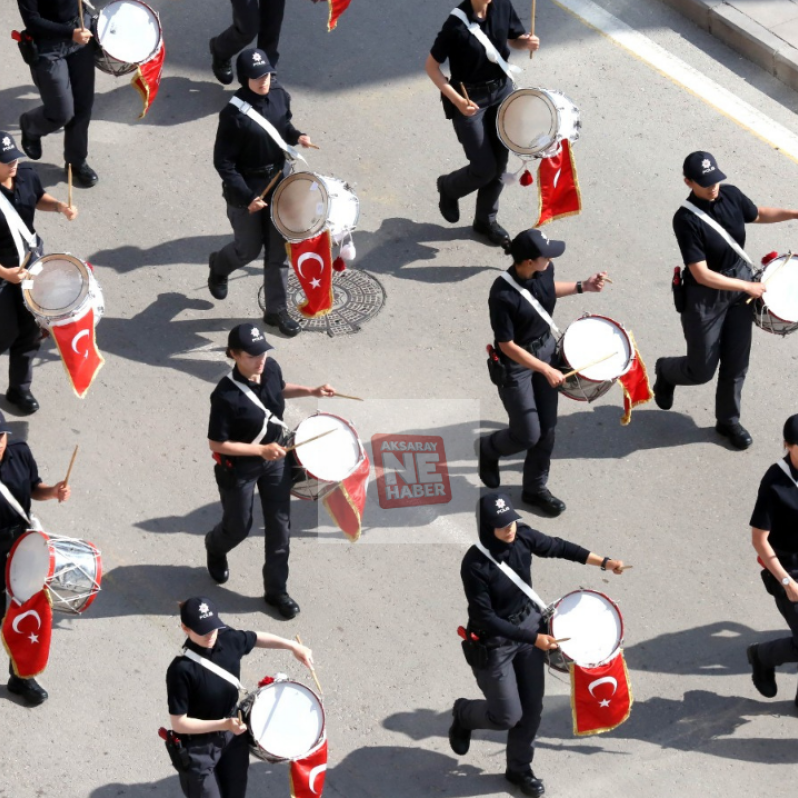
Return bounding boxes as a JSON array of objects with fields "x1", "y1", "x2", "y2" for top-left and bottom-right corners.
[
  {"x1": 78, "y1": 0, "x2": 85, "y2": 30},
  {"x1": 67, "y1": 164, "x2": 73, "y2": 209},
  {"x1": 618, "y1": 565, "x2": 634, "y2": 572},
  {"x1": 560, "y1": 352, "x2": 616, "y2": 380},
  {"x1": 600, "y1": 274, "x2": 613, "y2": 284},
  {"x1": 460, "y1": 82, "x2": 473, "y2": 108},
  {"x1": 237, "y1": 710, "x2": 243, "y2": 724},
  {"x1": 284, "y1": 429, "x2": 335, "y2": 452},
  {"x1": 305, "y1": 142, "x2": 320, "y2": 150},
  {"x1": 64, "y1": 444, "x2": 79, "y2": 486},
  {"x1": 295, "y1": 635, "x2": 323, "y2": 695},
  {"x1": 258, "y1": 170, "x2": 282, "y2": 201},
  {"x1": 333, "y1": 392, "x2": 364, "y2": 401},
  {"x1": 529, "y1": 0, "x2": 536, "y2": 60},
  {"x1": 746, "y1": 250, "x2": 792, "y2": 304},
  {"x1": 551, "y1": 637, "x2": 571, "y2": 644}
]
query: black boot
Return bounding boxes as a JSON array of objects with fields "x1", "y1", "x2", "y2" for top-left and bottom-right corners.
[{"x1": 7, "y1": 674, "x2": 49, "y2": 706}]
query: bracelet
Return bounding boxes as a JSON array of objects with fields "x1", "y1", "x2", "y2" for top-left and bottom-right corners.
[
  {"x1": 576, "y1": 280, "x2": 583, "y2": 294},
  {"x1": 600, "y1": 556, "x2": 610, "y2": 571}
]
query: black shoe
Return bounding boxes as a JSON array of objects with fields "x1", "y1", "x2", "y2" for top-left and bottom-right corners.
[
  {"x1": 67, "y1": 161, "x2": 98, "y2": 188},
  {"x1": 653, "y1": 358, "x2": 674, "y2": 410},
  {"x1": 747, "y1": 644, "x2": 776, "y2": 698},
  {"x1": 505, "y1": 770, "x2": 545, "y2": 798},
  {"x1": 521, "y1": 488, "x2": 566, "y2": 517},
  {"x1": 209, "y1": 38, "x2": 233, "y2": 85},
  {"x1": 264, "y1": 593, "x2": 300, "y2": 619},
  {"x1": 437, "y1": 176, "x2": 459, "y2": 224},
  {"x1": 478, "y1": 447, "x2": 500, "y2": 490},
  {"x1": 7, "y1": 675, "x2": 48, "y2": 706},
  {"x1": 208, "y1": 253, "x2": 228, "y2": 300},
  {"x1": 204, "y1": 533, "x2": 229, "y2": 584},
  {"x1": 263, "y1": 310, "x2": 301, "y2": 337},
  {"x1": 19, "y1": 114, "x2": 41, "y2": 161},
  {"x1": 716, "y1": 422, "x2": 753, "y2": 450},
  {"x1": 473, "y1": 219, "x2": 510, "y2": 247},
  {"x1": 448, "y1": 698, "x2": 471, "y2": 756},
  {"x1": 5, "y1": 387, "x2": 39, "y2": 415}
]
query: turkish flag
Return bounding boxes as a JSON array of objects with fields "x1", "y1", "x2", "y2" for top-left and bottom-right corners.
[
  {"x1": 132, "y1": 41, "x2": 166, "y2": 119},
  {"x1": 327, "y1": 0, "x2": 353, "y2": 30},
  {"x1": 618, "y1": 330, "x2": 653, "y2": 425},
  {"x1": 50, "y1": 307, "x2": 105, "y2": 398},
  {"x1": 289, "y1": 736, "x2": 328, "y2": 798},
  {"x1": 535, "y1": 139, "x2": 582, "y2": 227},
  {"x1": 570, "y1": 650, "x2": 633, "y2": 736},
  {"x1": 1, "y1": 589, "x2": 53, "y2": 678},
  {"x1": 322, "y1": 452, "x2": 370, "y2": 542},
  {"x1": 288, "y1": 231, "x2": 334, "y2": 319}
]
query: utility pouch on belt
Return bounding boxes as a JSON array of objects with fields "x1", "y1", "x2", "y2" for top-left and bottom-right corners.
[
  {"x1": 458, "y1": 626, "x2": 490, "y2": 669},
  {"x1": 441, "y1": 82, "x2": 458, "y2": 120},
  {"x1": 671, "y1": 266, "x2": 686, "y2": 314},
  {"x1": 213, "y1": 461, "x2": 238, "y2": 490},
  {"x1": 486, "y1": 345, "x2": 508, "y2": 388},
  {"x1": 159, "y1": 728, "x2": 191, "y2": 773},
  {"x1": 760, "y1": 568, "x2": 782, "y2": 598},
  {"x1": 11, "y1": 30, "x2": 38, "y2": 66}
]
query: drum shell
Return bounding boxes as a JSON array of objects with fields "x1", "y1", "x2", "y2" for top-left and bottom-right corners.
[
  {"x1": 94, "y1": 0, "x2": 163, "y2": 77},
  {"x1": 751, "y1": 258, "x2": 798, "y2": 336}
]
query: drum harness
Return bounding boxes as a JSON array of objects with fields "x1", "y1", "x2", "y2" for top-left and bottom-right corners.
[
  {"x1": 449, "y1": 7, "x2": 522, "y2": 83},
  {"x1": 0, "y1": 192, "x2": 38, "y2": 268},
  {"x1": 226, "y1": 372, "x2": 290, "y2": 446},
  {"x1": 228, "y1": 97, "x2": 307, "y2": 167}
]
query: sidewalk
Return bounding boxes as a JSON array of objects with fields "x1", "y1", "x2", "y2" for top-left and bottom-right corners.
[{"x1": 660, "y1": 0, "x2": 798, "y2": 91}]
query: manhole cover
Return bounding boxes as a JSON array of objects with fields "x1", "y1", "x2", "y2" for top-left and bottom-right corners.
[{"x1": 259, "y1": 268, "x2": 386, "y2": 337}]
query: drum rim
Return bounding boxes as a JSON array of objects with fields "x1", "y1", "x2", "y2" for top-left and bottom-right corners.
[
  {"x1": 757, "y1": 259, "x2": 798, "y2": 323},
  {"x1": 96, "y1": 0, "x2": 163, "y2": 69},
  {"x1": 270, "y1": 172, "x2": 332, "y2": 242},
  {"x1": 497, "y1": 88, "x2": 560, "y2": 156},
  {"x1": 561, "y1": 314, "x2": 634, "y2": 383},
  {"x1": 293, "y1": 411, "x2": 364, "y2": 480},
  {"x1": 22, "y1": 253, "x2": 92, "y2": 319}
]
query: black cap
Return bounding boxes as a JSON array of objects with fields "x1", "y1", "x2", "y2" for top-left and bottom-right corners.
[
  {"x1": 481, "y1": 492, "x2": 522, "y2": 528},
  {"x1": 509, "y1": 228, "x2": 566, "y2": 262},
  {"x1": 0, "y1": 132, "x2": 24, "y2": 164},
  {"x1": 783, "y1": 414, "x2": 798, "y2": 446},
  {"x1": 0, "y1": 410, "x2": 11, "y2": 435},
  {"x1": 227, "y1": 323, "x2": 273, "y2": 355},
  {"x1": 180, "y1": 597, "x2": 226, "y2": 635},
  {"x1": 683, "y1": 151, "x2": 726, "y2": 187},
  {"x1": 238, "y1": 48, "x2": 276, "y2": 80}
]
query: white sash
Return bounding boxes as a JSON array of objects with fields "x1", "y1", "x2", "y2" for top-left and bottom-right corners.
[
  {"x1": 449, "y1": 7, "x2": 522, "y2": 81},
  {"x1": 681, "y1": 201, "x2": 753, "y2": 266},
  {"x1": 229, "y1": 97, "x2": 307, "y2": 165},
  {"x1": 474, "y1": 540, "x2": 548, "y2": 612},
  {"x1": 777, "y1": 459, "x2": 798, "y2": 489},
  {"x1": 181, "y1": 648, "x2": 245, "y2": 691},
  {"x1": 0, "y1": 192, "x2": 37, "y2": 268},
  {"x1": 0, "y1": 478, "x2": 31, "y2": 525},
  {"x1": 499, "y1": 271, "x2": 561, "y2": 337},
  {"x1": 226, "y1": 371, "x2": 288, "y2": 445}
]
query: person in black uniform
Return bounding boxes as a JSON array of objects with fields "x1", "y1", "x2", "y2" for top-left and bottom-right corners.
[
  {"x1": 209, "y1": 0, "x2": 322, "y2": 84},
  {"x1": 654, "y1": 151, "x2": 798, "y2": 450},
  {"x1": 17, "y1": 0, "x2": 99, "y2": 187},
  {"x1": 0, "y1": 410, "x2": 70, "y2": 705},
  {"x1": 205, "y1": 323, "x2": 335, "y2": 619},
  {"x1": 426, "y1": 0, "x2": 538, "y2": 246},
  {"x1": 210, "y1": 49, "x2": 315, "y2": 337},
  {"x1": 746, "y1": 414, "x2": 798, "y2": 705},
  {"x1": 166, "y1": 596, "x2": 313, "y2": 798},
  {"x1": 450, "y1": 493, "x2": 624, "y2": 797},
  {"x1": 478, "y1": 229, "x2": 607, "y2": 516},
  {"x1": 0, "y1": 131, "x2": 78, "y2": 415}
]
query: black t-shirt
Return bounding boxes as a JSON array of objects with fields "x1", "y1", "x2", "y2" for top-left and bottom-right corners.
[
  {"x1": 750, "y1": 456, "x2": 798, "y2": 555},
  {"x1": 489, "y1": 264, "x2": 556, "y2": 347},
  {"x1": 166, "y1": 628, "x2": 257, "y2": 721},
  {"x1": 0, "y1": 164, "x2": 44, "y2": 270},
  {"x1": 672, "y1": 185, "x2": 758, "y2": 279},
  {"x1": 18, "y1": 0, "x2": 80, "y2": 40},
  {"x1": 0, "y1": 440, "x2": 42, "y2": 529},
  {"x1": 430, "y1": 0, "x2": 525, "y2": 84}
]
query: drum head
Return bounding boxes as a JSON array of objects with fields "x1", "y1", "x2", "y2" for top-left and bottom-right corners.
[
  {"x1": 271, "y1": 173, "x2": 331, "y2": 241},
  {"x1": 97, "y1": 0, "x2": 161, "y2": 63},
  {"x1": 551, "y1": 590, "x2": 623, "y2": 667},
  {"x1": 294, "y1": 413, "x2": 362, "y2": 482},
  {"x1": 762, "y1": 257, "x2": 798, "y2": 322},
  {"x1": 249, "y1": 681, "x2": 324, "y2": 760},
  {"x1": 562, "y1": 316, "x2": 632, "y2": 381},
  {"x1": 7, "y1": 532, "x2": 52, "y2": 604},
  {"x1": 24, "y1": 254, "x2": 90, "y2": 319},
  {"x1": 497, "y1": 89, "x2": 560, "y2": 156}
]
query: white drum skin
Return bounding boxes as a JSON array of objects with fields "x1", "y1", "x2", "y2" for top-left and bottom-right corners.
[
  {"x1": 752, "y1": 255, "x2": 798, "y2": 336},
  {"x1": 95, "y1": 0, "x2": 162, "y2": 77}
]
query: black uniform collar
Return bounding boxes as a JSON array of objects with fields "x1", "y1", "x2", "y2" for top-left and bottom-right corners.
[
  {"x1": 231, "y1": 364, "x2": 260, "y2": 387},
  {"x1": 509, "y1": 264, "x2": 545, "y2": 286},
  {"x1": 687, "y1": 189, "x2": 723, "y2": 212},
  {"x1": 462, "y1": 0, "x2": 492, "y2": 23},
  {"x1": 783, "y1": 454, "x2": 798, "y2": 481},
  {"x1": 184, "y1": 637, "x2": 217, "y2": 658}
]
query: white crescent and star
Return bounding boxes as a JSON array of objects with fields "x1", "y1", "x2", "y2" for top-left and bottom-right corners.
[
  {"x1": 71, "y1": 329, "x2": 90, "y2": 357},
  {"x1": 588, "y1": 675, "x2": 618, "y2": 707},
  {"x1": 12, "y1": 609, "x2": 42, "y2": 644},
  {"x1": 308, "y1": 763, "x2": 327, "y2": 794},
  {"x1": 297, "y1": 253, "x2": 326, "y2": 290}
]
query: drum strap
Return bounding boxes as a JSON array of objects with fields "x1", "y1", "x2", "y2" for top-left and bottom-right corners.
[
  {"x1": 181, "y1": 649, "x2": 246, "y2": 692},
  {"x1": 226, "y1": 371, "x2": 289, "y2": 446},
  {"x1": 474, "y1": 540, "x2": 548, "y2": 612},
  {"x1": 681, "y1": 201, "x2": 753, "y2": 266},
  {"x1": 0, "y1": 192, "x2": 38, "y2": 268},
  {"x1": 0, "y1": 478, "x2": 31, "y2": 525},
  {"x1": 449, "y1": 8, "x2": 522, "y2": 82},
  {"x1": 777, "y1": 459, "x2": 798, "y2": 489},
  {"x1": 228, "y1": 97, "x2": 307, "y2": 165},
  {"x1": 499, "y1": 271, "x2": 561, "y2": 337}
]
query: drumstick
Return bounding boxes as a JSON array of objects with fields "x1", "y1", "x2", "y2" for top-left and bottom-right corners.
[
  {"x1": 259, "y1": 170, "x2": 282, "y2": 201},
  {"x1": 746, "y1": 250, "x2": 793, "y2": 304},
  {"x1": 67, "y1": 164, "x2": 73, "y2": 209},
  {"x1": 305, "y1": 142, "x2": 320, "y2": 150},
  {"x1": 529, "y1": 0, "x2": 536, "y2": 60},
  {"x1": 560, "y1": 352, "x2": 616, "y2": 380},
  {"x1": 284, "y1": 429, "x2": 336, "y2": 452},
  {"x1": 459, "y1": 82, "x2": 473, "y2": 108},
  {"x1": 78, "y1": 0, "x2": 85, "y2": 30},
  {"x1": 618, "y1": 565, "x2": 634, "y2": 571},
  {"x1": 237, "y1": 710, "x2": 243, "y2": 724},
  {"x1": 600, "y1": 274, "x2": 613, "y2": 284},
  {"x1": 63, "y1": 444, "x2": 79, "y2": 486},
  {"x1": 333, "y1": 392, "x2": 364, "y2": 401},
  {"x1": 295, "y1": 635, "x2": 323, "y2": 695},
  {"x1": 551, "y1": 638, "x2": 571, "y2": 644}
]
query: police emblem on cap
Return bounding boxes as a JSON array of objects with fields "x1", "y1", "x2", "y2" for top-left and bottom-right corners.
[
  {"x1": 250, "y1": 328, "x2": 262, "y2": 340},
  {"x1": 701, "y1": 159, "x2": 710, "y2": 169},
  {"x1": 495, "y1": 498, "x2": 506, "y2": 509},
  {"x1": 198, "y1": 602, "x2": 212, "y2": 618},
  {"x1": 540, "y1": 231, "x2": 550, "y2": 243},
  {"x1": 2, "y1": 138, "x2": 11, "y2": 150},
  {"x1": 253, "y1": 52, "x2": 263, "y2": 63}
]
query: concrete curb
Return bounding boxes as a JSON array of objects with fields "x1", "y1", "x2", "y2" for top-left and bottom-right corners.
[{"x1": 659, "y1": 0, "x2": 798, "y2": 92}]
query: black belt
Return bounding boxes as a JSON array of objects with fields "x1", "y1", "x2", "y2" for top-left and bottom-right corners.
[
  {"x1": 180, "y1": 730, "x2": 227, "y2": 743},
  {"x1": 518, "y1": 331, "x2": 552, "y2": 356},
  {"x1": 507, "y1": 600, "x2": 534, "y2": 625},
  {"x1": 240, "y1": 164, "x2": 281, "y2": 177},
  {"x1": 457, "y1": 76, "x2": 507, "y2": 92}
]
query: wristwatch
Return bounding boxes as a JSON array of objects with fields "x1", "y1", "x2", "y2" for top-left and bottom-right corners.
[
  {"x1": 600, "y1": 557, "x2": 611, "y2": 571},
  {"x1": 576, "y1": 280, "x2": 584, "y2": 294},
  {"x1": 782, "y1": 576, "x2": 792, "y2": 586}
]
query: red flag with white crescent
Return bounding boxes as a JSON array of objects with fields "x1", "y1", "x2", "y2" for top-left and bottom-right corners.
[
  {"x1": 322, "y1": 452, "x2": 370, "y2": 542},
  {"x1": 570, "y1": 650, "x2": 633, "y2": 736},
  {"x1": 1, "y1": 589, "x2": 53, "y2": 678},
  {"x1": 288, "y1": 231, "x2": 334, "y2": 318},
  {"x1": 50, "y1": 307, "x2": 105, "y2": 398},
  {"x1": 132, "y1": 41, "x2": 166, "y2": 119},
  {"x1": 289, "y1": 736, "x2": 328, "y2": 798},
  {"x1": 327, "y1": 0, "x2": 353, "y2": 30},
  {"x1": 535, "y1": 139, "x2": 582, "y2": 227},
  {"x1": 618, "y1": 330, "x2": 653, "y2": 425}
]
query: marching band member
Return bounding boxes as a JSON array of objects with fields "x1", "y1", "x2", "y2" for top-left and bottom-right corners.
[
  {"x1": 17, "y1": 0, "x2": 99, "y2": 186},
  {"x1": 0, "y1": 410, "x2": 70, "y2": 705},
  {"x1": 166, "y1": 596, "x2": 313, "y2": 798},
  {"x1": 655, "y1": 152, "x2": 798, "y2": 450},
  {"x1": 210, "y1": 48, "x2": 314, "y2": 337},
  {"x1": 205, "y1": 323, "x2": 335, "y2": 619},
  {"x1": 479, "y1": 229, "x2": 606, "y2": 516},
  {"x1": 450, "y1": 493, "x2": 624, "y2": 797},
  {"x1": 425, "y1": 0, "x2": 539, "y2": 246},
  {"x1": 0, "y1": 131, "x2": 77, "y2": 415},
  {"x1": 747, "y1": 414, "x2": 798, "y2": 704}
]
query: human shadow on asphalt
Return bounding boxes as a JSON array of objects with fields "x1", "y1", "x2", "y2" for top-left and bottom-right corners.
[{"x1": 89, "y1": 235, "x2": 230, "y2": 273}]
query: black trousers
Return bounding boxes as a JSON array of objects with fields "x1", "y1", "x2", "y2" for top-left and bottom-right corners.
[
  {"x1": 439, "y1": 78, "x2": 513, "y2": 225},
  {"x1": 0, "y1": 284, "x2": 41, "y2": 393},
  {"x1": 456, "y1": 612, "x2": 545, "y2": 775},
  {"x1": 481, "y1": 336, "x2": 559, "y2": 493},
  {"x1": 206, "y1": 460, "x2": 292, "y2": 595},
  {"x1": 214, "y1": 0, "x2": 287, "y2": 66},
  {"x1": 658, "y1": 274, "x2": 753, "y2": 425},
  {"x1": 757, "y1": 585, "x2": 798, "y2": 671},
  {"x1": 23, "y1": 37, "x2": 95, "y2": 165},
  {"x1": 178, "y1": 731, "x2": 250, "y2": 798}
]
